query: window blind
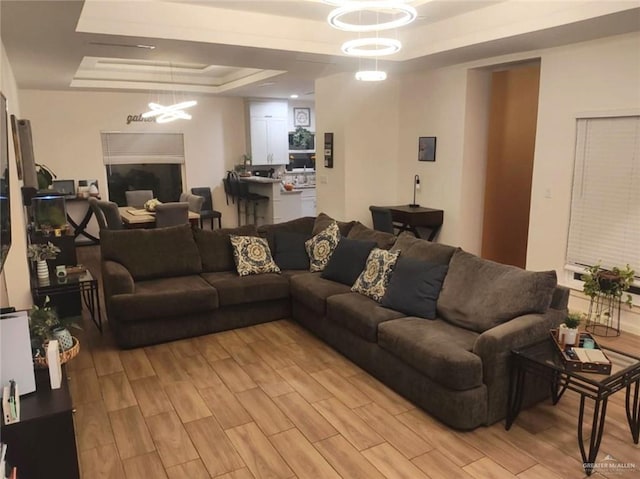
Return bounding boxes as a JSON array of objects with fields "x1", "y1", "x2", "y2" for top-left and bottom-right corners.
[
  {"x1": 566, "y1": 116, "x2": 640, "y2": 275},
  {"x1": 101, "y1": 132, "x2": 185, "y2": 164}
]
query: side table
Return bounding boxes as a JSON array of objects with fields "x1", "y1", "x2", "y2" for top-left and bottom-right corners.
[
  {"x1": 506, "y1": 338, "x2": 640, "y2": 476},
  {"x1": 31, "y1": 270, "x2": 102, "y2": 333}
]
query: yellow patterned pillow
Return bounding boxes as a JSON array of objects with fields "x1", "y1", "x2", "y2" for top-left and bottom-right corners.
[
  {"x1": 230, "y1": 235, "x2": 281, "y2": 276},
  {"x1": 305, "y1": 222, "x2": 341, "y2": 272},
  {"x1": 352, "y1": 248, "x2": 400, "y2": 302}
]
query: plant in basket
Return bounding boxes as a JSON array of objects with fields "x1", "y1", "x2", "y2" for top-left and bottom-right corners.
[
  {"x1": 29, "y1": 297, "x2": 82, "y2": 365},
  {"x1": 582, "y1": 263, "x2": 635, "y2": 307}
]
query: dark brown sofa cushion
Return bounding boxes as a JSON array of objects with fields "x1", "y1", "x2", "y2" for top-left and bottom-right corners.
[
  {"x1": 110, "y1": 275, "x2": 218, "y2": 322},
  {"x1": 200, "y1": 271, "x2": 289, "y2": 306},
  {"x1": 437, "y1": 250, "x2": 557, "y2": 333},
  {"x1": 346, "y1": 222, "x2": 396, "y2": 250},
  {"x1": 100, "y1": 225, "x2": 202, "y2": 280},
  {"x1": 390, "y1": 232, "x2": 457, "y2": 265},
  {"x1": 326, "y1": 293, "x2": 405, "y2": 342},
  {"x1": 289, "y1": 272, "x2": 352, "y2": 316},
  {"x1": 194, "y1": 224, "x2": 258, "y2": 272},
  {"x1": 312, "y1": 212, "x2": 356, "y2": 237},
  {"x1": 257, "y1": 216, "x2": 315, "y2": 252},
  {"x1": 379, "y1": 318, "x2": 482, "y2": 391}
]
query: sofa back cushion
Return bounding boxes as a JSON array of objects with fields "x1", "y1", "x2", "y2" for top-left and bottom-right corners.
[
  {"x1": 100, "y1": 225, "x2": 202, "y2": 280},
  {"x1": 437, "y1": 249, "x2": 557, "y2": 332},
  {"x1": 257, "y1": 216, "x2": 315, "y2": 252},
  {"x1": 194, "y1": 224, "x2": 258, "y2": 272},
  {"x1": 347, "y1": 222, "x2": 396, "y2": 250},
  {"x1": 312, "y1": 212, "x2": 356, "y2": 237},
  {"x1": 390, "y1": 232, "x2": 456, "y2": 265}
]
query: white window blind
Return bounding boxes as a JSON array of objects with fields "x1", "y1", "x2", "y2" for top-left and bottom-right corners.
[
  {"x1": 566, "y1": 116, "x2": 640, "y2": 275},
  {"x1": 101, "y1": 132, "x2": 185, "y2": 164}
]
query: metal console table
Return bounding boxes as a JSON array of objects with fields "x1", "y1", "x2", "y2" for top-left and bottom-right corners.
[
  {"x1": 506, "y1": 338, "x2": 640, "y2": 476},
  {"x1": 31, "y1": 269, "x2": 103, "y2": 333}
]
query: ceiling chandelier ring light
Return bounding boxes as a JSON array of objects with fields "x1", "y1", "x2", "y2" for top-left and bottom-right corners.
[
  {"x1": 142, "y1": 100, "x2": 197, "y2": 124},
  {"x1": 355, "y1": 70, "x2": 387, "y2": 82},
  {"x1": 341, "y1": 37, "x2": 401, "y2": 57},
  {"x1": 328, "y1": 1, "x2": 417, "y2": 33}
]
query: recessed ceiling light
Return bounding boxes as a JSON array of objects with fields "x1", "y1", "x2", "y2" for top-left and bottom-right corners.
[
  {"x1": 258, "y1": 82, "x2": 276, "y2": 87},
  {"x1": 355, "y1": 70, "x2": 387, "y2": 82},
  {"x1": 290, "y1": 94, "x2": 299, "y2": 99},
  {"x1": 89, "y1": 41, "x2": 156, "y2": 50}
]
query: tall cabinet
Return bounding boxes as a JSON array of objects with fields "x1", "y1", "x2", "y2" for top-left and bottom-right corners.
[{"x1": 249, "y1": 101, "x2": 288, "y2": 165}]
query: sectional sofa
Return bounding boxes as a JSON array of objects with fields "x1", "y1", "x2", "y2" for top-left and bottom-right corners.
[{"x1": 100, "y1": 214, "x2": 568, "y2": 429}]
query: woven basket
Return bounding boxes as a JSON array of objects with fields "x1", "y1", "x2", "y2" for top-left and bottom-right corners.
[{"x1": 33, "y1": 336, "x2": 80, "y2": 369}]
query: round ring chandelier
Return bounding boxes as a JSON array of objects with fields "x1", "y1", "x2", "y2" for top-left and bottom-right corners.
[
  {"x1": 341, "y1": 37, "x2": 401, "y2": 57},
  {"x1": 355, "y1": 70, "x2": 387, "y2": 82},
  {"x1": 328, "y1": 1, "x2": 417, "y2": 32}
]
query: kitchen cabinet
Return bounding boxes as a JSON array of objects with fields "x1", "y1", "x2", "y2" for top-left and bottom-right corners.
[
  {"x1": 301, "y1": 188, "x2": 316, "y2": 217},
  {"x1": 249, "y1": 101, "x2": 289, "y2": 165}
]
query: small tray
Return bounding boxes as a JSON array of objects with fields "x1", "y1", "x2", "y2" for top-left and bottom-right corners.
[{"x1": 550, "y1": 329, "x2": 612, "y2": 374}]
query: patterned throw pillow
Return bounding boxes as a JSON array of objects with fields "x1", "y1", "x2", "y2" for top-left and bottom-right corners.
[
  {"x1": 230, "y1": 235, "x2": 281, "y2": 276},
  {"x1": 352, "y1": 248, "x2": 400, "y2": 302},
  {"x1": 305, "y1": 222, "x2": 341, "y2": 272}
]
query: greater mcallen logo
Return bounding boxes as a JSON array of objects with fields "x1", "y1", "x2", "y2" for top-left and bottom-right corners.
[{"x1": 126, "y1": 114, "x2": 156, "y2": 125}]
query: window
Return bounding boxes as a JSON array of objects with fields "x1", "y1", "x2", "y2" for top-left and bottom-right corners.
[
  {"x1": 101, "y1": 132, "x2": 185, "y2": 206},
  {"x1": 566, "y1": 116, "x2": 640, "y2": 276}
]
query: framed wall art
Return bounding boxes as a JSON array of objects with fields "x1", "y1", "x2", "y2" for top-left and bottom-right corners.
[
  {"x1": 418, "y1": 136, "x2": 436, "y2": 162},
  {"x1": 293, "y1": 107, "x2": 311, "y2": 127},
  {"x1": 10, "y1": 114, "x2": 23, "y2": 180}
]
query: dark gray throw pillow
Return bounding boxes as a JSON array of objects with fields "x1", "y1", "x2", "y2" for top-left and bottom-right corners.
[
  {"x1": 321, "y1": 237, "x2": 377, "y2": 286},
  {"x1": 273, "y1": 231, "x2": 312, "y2": 270},
  {"x1": 382, "y1": 257, "x2": 448, "y2": 319}
]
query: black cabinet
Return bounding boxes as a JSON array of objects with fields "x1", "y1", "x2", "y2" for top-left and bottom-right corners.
[{"x1": 0, "y1": 367, "x2": 79, "y2": 479}]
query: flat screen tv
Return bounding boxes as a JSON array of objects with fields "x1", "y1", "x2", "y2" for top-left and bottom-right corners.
[{"x1": 0, "y1": 93, "x2": 11, "y2": 273}]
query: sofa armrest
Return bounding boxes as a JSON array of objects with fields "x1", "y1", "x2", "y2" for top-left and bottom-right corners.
[{"x1": 102, "y1": 260, "x2": 135, "y2": 297}]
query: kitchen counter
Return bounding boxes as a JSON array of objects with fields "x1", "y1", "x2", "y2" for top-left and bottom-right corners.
[
  {"x1": 243, "y1": 180, "x2": 303, "y2": 225},
  {"x1": 240, "y1": 176, "x2": 281, "y2": 183}
]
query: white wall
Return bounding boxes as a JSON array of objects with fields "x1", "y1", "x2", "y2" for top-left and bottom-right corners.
[
  {"x1": 18, "y1": 90, "x2": 247, "y2": 226},
  {"x1": 1, "y1": 42, "x2": 31, "y2": 310}
]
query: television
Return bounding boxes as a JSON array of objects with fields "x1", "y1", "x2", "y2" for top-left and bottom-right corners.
[{"x1": 0, "y1": 93, "x2": 10, "y2": 273}]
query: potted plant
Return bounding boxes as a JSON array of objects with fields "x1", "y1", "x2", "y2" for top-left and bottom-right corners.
[
  {"x1": 582, "y1": 263, "x2": 635, "y2": 307},
  {"x1": 291, "y1": 126, "x2": 313, "y2": 150},
  {"x1": 26, "y1": 241, "x2": 61, "y2": 281},
  {"x1": 561, "y1": 312, "x2": 582, "y2": 347},
  {"x1": 29, "y1": 297, "x2": 82, "y2": 357}
]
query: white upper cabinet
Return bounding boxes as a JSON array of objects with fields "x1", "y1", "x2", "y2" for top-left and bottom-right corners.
[{"x1": 249, "y1": 101, "x2": 289, "y2": 165}]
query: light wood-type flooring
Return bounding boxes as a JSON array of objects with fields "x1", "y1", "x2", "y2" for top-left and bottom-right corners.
[{"x1": 70, "y1": 245, "x2": 640, "y2": 478}]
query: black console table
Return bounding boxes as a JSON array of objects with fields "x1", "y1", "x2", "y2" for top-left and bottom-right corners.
[
  {"x1": 0, "y1": 367, "x2": 80, "y2": 479},
  {"x1": 383, "y1": 205, "x2": 444, "y2": 241}
]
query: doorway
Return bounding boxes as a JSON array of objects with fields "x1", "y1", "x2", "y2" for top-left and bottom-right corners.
[{"x1": 481, "y1": 64, "x2": 541, "y2": 268}]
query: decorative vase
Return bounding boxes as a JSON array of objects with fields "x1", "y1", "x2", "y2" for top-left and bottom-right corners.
[
  {"x1": 564, "y1": 327, "x2": 579, "y2": 347},
  {"x1": 36, "y1": 260, "x2": 49, "y2": 281},
  {"x1": 52, "y1": 327, "x2": 74, "y2": 351}
]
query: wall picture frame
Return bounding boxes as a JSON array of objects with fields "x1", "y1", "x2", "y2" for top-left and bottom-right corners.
[
  {"x1": 293, "y1": 107, "x2": 311, "y2": 127},
  {"x1": 418, "y1": 136, "x2": 436, "y2": 162},
  {"x1": 10, "y1": 114, "x2": 23, "y2": 180}
]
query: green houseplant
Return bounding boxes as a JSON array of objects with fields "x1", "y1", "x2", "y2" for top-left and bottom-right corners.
[
  {"x1": 29, "y1": 297, "x2": 82, "y2": 356},
  {"x1": 564, "y1": 312, "x2": 582, "y2": 329},
  {"x1": 291, "y1": 127, "x2": 313, "y2": 150},
  {"x1": 582, "y1": 263, "x2": 635, "y2": 308},
  {"x1": 26, "y1": 241, "x2": 61, "y2": 262}
]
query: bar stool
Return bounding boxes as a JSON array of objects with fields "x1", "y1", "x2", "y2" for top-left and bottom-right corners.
[{"x1": 232, "y1": 179, "x2": 268, "y2": 225}]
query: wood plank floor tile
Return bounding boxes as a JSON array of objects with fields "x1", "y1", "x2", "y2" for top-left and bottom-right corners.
[
  {"x1": 108, "y1": 406, "x2": 155, "y2": 460},
  {"x1": 312, "y1": 397, "x2": 384, "y2": 451},
  {"x1": 249, "y1": 340, "x2": 295, "y2": 370},
  {"x1": 194, "y1": 334, "x2": 231, "y2": 362},
  {"x1": 163, "y1": 380, "x2": 212, "y2": 423},
  {"x1": 99, "y1": 371, "x2": 138, "y2": 412},
  {"x1": 314, "y1": 434, "x2": 385, "y2": 479},
  {"x1": 270, "y1": 428, "x2": 341, "y2": 479},
  {"x1": 92, "y1": 341, "x2": 124, "y2": 377},
  {"x1": 311, "y1": 368, "x2": 371, "y2": 409},
  {"x1": 225, "y1": 422, "x2": 294, "y2": 479},
  {"x1": 354, "y1": 402, "x2": 432, "y2": 459},
  {"x1": 165, "y1": 459, "x2": 210, "y2": 479},
  {"x1": 199, "y1": 384, "x2": 253, "y2": 430},
  {"x1": 68, "y1": 367, "x2": 102, "y2": 405},
  {"x1": 175, "y1": 353, "x2": 225, "y2": 390},
  {"x1": 273, "y1": 391, "x2": 337, "y2": 443},
  {"x1": 277, "y1": 365, "x2": 332, "y2": 403},
  {"x1": 66, "y1": 341, "x2": 95, "y2": 372},
  {"x1": 79, "y1": 443, "x2": 125, "y2": 479},
  {"x1": 145, "y1": 350, "x2": 190, "y2": 383},
  {"x1": 121, "y1": 451, "x2": 168, "y2": 479},
  {"x1": 241, "y1": 361, "x2": 295, "y2": 397},
  {"x1": 236, "y1": 387, "x2": 294, "y2": 436},
  {"x1": 227, "y1": 342, "x2": 263, "y2": 366},
  {"x1": 517, "y1": 463, "x2": 564, "y2": 479},
  {"x1": 74, "y1": 400, "x2": 115, "y2": 451},
  {"x1": 214, "y1": 329, "x2": 247, "y2": 354},
  {"x1": 347, "y1": 373, "x2": 414, "y2": 415},
  {"x1": 254, "y1": 321, "x2": 297, "y2": 346},
  {"x1": 463, "y1": 456, "x2": 518, "y2": 479},
  {"x1": 210, "y1": 357, "x2": 257, "y2": 393},
  {"x1": 459, "y1": 426, "x2": 536, "y2": 474},
  {"x1": 397, "y1": 408, "x2": 483, "y2": 467},
  {"x1": 362, "y1": 442, "x2": 430, "y2": 479},
  {"x1": 119, "y1": 348, "x2": 155, "y2": 380},
  {"x1": 214, "y1": 468, "x2": 256, "y2": 479},
  {"x1": 130, "y1": 375, "x2": 174, "y2": 418},
  {"x1": 185, "y1": 416, "x2": 245, "y2": 477},
  {"x1": 145, "y1": 410, "x2": 199, "y2": 468},
  {"x1": 235, "y1": 324, "x2": 266, "y2": 343},
  {"x1": 168, "y1": 337, "x2": 201, "y2": 358},
  {"x1": 412, "y1": 448, "x2": 475, "y2": 479}
]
